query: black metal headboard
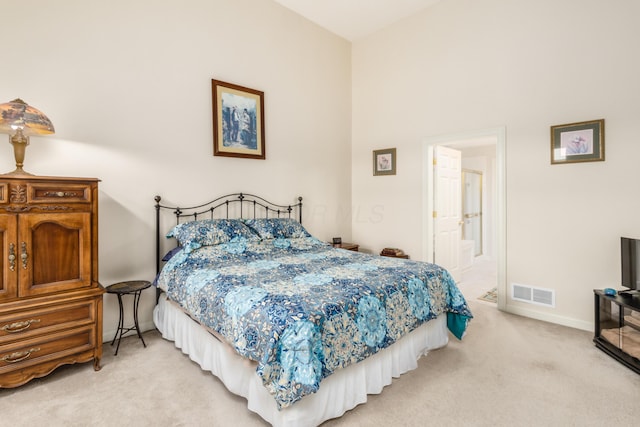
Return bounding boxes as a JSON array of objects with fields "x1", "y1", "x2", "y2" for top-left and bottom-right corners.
[{"x1": 154, "y1": 192, "x2": 303, "y2": 275}]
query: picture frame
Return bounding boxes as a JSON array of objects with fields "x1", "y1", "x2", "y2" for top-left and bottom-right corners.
[
  {"x1": 212, "y1": 79, "x2": 265, "y2": 159},
  {"x1": 550, "y1": 119, "x2": 604, "y2": 164},
  {"x1": 373, "y1": 148, "x2": 396, "y2": 176}
]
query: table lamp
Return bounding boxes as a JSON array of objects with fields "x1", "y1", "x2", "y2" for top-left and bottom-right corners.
[{"x1": 0, "y1": 98, "x2": 55, "y2": 176}]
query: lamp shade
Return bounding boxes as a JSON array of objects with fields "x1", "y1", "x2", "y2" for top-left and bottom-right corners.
[
  {"x1": 0, "y1": 98, "x2": 55, "y2": 176},
  {"x1": 0, "y1": 98, "x2": 55, "y2": 135}
]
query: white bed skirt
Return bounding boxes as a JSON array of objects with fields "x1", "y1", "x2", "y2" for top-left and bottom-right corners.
[{"x1": 153, "y1": 294, "x2": 449, "y2": 427}]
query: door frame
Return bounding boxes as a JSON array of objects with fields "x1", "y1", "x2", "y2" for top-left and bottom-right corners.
[{"x1": 422, "y1": 127, "x2": 506, "y2": 310}]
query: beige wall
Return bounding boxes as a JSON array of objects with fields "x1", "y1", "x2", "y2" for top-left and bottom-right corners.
[
  {"x1": 0, "y1": 0, "x2": 352, "y2": 339},
  {"x1": 352, "y1": 0, "x2": 640, "y2": 329}
]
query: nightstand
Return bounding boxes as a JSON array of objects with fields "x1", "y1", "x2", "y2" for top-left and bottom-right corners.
[
  {"x1": 106, "y1": 280, "x2": 151, "y2": 355},
  {"x1": 381, "y1": 253, "x2": 409, "y2": 259},
  {"x1": 334, "y1": 242, "x2": 359, "y2": 252},
  {"x1": 380, "y1": 248, "x2": 409, "y2": 259}
]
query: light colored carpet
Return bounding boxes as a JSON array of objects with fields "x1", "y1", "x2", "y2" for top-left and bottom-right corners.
[{"x1": 1, "y1": 299, "x2": 639, "y2": 426}]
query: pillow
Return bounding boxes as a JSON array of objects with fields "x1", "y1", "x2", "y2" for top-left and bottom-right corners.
[
  {"x1": 161, "y1": 246, "x2": 182, "y2": 261},
  {"x1": 166, "y1": 219, "x2": 260, "y2": 253},
  {"x1": 243, "y1": 218, "x2": 311, "y2": 239}
]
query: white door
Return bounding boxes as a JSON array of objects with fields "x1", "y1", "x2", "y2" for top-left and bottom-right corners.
[{"x1": 433, "y1": 146, "x2": 462, "y2": 282}]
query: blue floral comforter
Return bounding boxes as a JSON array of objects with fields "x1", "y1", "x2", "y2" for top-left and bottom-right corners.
[{"x1": 156, "y1": 237, "x2": 472, "y2": 409}]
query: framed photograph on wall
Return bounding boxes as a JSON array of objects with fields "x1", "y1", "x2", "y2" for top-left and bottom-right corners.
[
  {"x1": 212, "y1": 79, "x2": 265, "y2": 159},
  {"x1": 550, "y1": 119, "x2": 604, "y2": 164},
  {"x1": 373, "y1": 148, "x2": 396, "y2": 176}
]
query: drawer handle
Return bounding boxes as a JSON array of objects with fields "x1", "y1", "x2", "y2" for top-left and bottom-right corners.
[
  {"x1": 8, "y1": 243, "x2": 15, "y2": 272},
  {"x1": 1, "y1": 347, "x2": 40, "y2": 364},
  {"x1": 21, "y1": 241, "x2": 28, "y2": 270},
  {"x1": 1, "y1": 318, "x2": 41, "y2": 333},
  {"x1": 43, "y1": 191, "x2": 81, "y2": 198}
]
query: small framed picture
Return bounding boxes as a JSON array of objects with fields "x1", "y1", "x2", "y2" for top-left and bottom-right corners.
[
  {"x1": 212, "y1": 79, "x2": 265, "y2": 159},
  {"x1": 373, "y1": 148, "x2": 396, "y2": 176},
  {"x1": 550, "y1": 119, "x2": 604, "y2": 164}
]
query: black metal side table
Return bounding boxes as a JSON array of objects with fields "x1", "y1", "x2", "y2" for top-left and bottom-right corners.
[{"x1": 106, "y1": 280, "x2": 151, "y2": 356}]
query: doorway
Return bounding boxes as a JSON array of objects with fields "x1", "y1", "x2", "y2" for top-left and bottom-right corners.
[{"x1": 423, "y1": 127, "x2": 506, "y2": 309}]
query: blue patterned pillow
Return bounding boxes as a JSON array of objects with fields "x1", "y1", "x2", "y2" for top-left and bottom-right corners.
[
  {"x1": 167, "y1": 219, "x2": 260, "y2": 253},
  {"x1": 243, "y1": 218, "x2": 311, "y2": 239}
]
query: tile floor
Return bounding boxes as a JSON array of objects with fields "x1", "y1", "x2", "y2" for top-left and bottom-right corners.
[{"x1": 457, "y1": 255, "x2": 498, "y2": 303}]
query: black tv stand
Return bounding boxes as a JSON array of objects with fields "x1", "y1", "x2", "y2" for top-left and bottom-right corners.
[{"x1": 594, "y1": 289, "x2": 640, "y2": 374}]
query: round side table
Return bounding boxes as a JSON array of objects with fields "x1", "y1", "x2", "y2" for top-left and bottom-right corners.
[{"x1": 106, "y1": 280, "x2": 151, "y2": 356}]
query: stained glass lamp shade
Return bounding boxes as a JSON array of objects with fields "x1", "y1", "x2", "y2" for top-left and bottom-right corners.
[{"x1": 0, "y1": 98, "x2": 55, "y2": 176}]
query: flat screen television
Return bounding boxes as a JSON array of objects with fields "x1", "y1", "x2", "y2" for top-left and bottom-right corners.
[{"x1": 621, "y1": 237, "x2": 640, "y2": 291}]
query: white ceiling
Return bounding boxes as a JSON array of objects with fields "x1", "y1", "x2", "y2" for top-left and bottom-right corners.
[{"x1": 272, "y1": 0, "x2": 442, "y2": 41}]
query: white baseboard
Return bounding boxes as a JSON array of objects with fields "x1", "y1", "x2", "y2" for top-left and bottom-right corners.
[{"x1": 503, "y1": 304, "x2": 592, "y2": 332}]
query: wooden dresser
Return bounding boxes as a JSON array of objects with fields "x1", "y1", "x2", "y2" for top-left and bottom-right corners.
[{"x1": 0, "y1": 175, "x2": 103, "y2": 388}]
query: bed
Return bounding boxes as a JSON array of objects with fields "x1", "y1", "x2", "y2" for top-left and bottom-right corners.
[{"x1": 152, "y1": 193, "x2": 472, "y2": 426}]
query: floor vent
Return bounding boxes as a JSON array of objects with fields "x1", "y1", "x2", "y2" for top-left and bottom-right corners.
[{"x1": 511, "y1": 283, "x2": 555, "y2": 308}]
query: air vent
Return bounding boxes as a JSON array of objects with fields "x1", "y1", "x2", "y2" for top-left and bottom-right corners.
[{"x1": 511, "y1": 283, "x2": 555, "y2": 308}]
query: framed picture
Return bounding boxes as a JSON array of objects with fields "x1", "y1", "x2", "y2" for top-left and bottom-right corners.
[
  {"x1": 212, "y1": 79, "x2": 265, "y2": 159},
  {"x1": 550, "y1": 119, "x2": 604, "y2": 164},
  {"x1": 373, "y1": 148, "x2": 396, "y2": 176}
]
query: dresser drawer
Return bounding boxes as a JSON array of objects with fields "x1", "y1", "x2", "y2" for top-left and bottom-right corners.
[
  {"x1": 28, "y1": 182, "x2": 92, "y2": 204},
  {"x1": 0, "y1": 325, "x2": 95, "y2": 373},
  {"x1": 0, "y1": 300, "x2": 97, "y2": 344}
]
